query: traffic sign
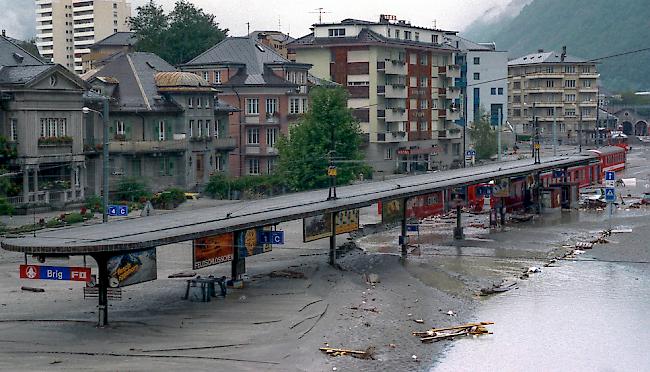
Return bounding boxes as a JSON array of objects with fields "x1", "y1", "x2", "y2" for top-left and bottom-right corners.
[
  {"x1": 406, "y1": 224, "x2": 419, "y2": 232},
  {"x1": 466, "y1": 150, "x2": 476, "y2": 157},
  {"x1": 19, "y1": 265, "x2": 91, "y2": 282},
  {"x1": 476, "y1": 186, "x2": 493, "y2": 196},
  {"x1": 108, "y1": 205, "x2": 129, "y2": 217},
  {"x1": 605, "y1": 188, "x2": 616, "y2": 202},
  {"x1": 605, "y1": 171, "x2": 615, "y2": 181},
  {"x1": 258, "y1": 230, "x2": 284, "y2": 245}
]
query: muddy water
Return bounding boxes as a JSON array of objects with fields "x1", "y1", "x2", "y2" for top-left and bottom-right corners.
[{"x1": 432, "y1": 260, "x2": 650, "y2": 372}]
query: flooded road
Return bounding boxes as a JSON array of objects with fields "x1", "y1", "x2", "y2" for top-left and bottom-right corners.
[{"x1": 433, "y1": 260, "x2": 650, "y2": 372}]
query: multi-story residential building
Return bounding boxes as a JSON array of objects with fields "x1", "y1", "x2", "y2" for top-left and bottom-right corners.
[
  {"x1": 507, "y1": 48, "x2": 599, "y2": 146},
  {"x1": 83, "y1": 52, "x2": 236, "y2": 193},
  {"x1": 447, "y1": 37, "x2": 508, "y2": 127},
  {"x1": 181, "y1": 37, "x2": 312, "y2": 177},
  {"x1": 249, "y1": 31, "x2": 295, "y2": 59},
  {"x1": 289, "y1": 16, "x2": 464, "y2": 173},
  {"x1": 81, "y1": 31, "x2": 135, "y2": 73},
  {"x1": 35, "y1": 0, "x2": 131, "y2": 74},
  {"x1": 0, "y1": 35, "x2": 88, "y2": 208}
]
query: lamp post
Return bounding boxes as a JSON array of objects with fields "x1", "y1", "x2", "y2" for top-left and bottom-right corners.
[
  {"x1": 497, "y1": 106, "x2": 502, "y2": 162},
  {"x1": 83, "y1": 98, "x2": 110, "y2": 223},
  {"x1": 552, "y1": 106, "x2": 557, "y2": 157},
  {"x1": 573, "y1": 103, "x2": 583, "y2": 153}
]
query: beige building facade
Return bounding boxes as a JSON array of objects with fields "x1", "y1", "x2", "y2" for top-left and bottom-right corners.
[
  {"x1": 507, "y1": 48, "x2": 599, "y2": 146},
  {"x1": 35, "y1": 0, "x2": 131, "y2": 74}
]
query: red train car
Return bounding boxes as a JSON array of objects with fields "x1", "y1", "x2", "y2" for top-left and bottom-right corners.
[{"x1": 588, "y1": 146, "x2": 626, "y2": 178}]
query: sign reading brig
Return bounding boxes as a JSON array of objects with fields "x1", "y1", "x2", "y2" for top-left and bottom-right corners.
[
  {"x1": 303, "y1": 209, "x2": 360, "y2": 243},
  {"x1": 192, "y1": 232, "x2": 235, "y2": 270},
  {"x1": 19, "y1": 265, "x2": 91, "y2": 282},
  {"x1": 107, "y1": 248, "x2": 157, "y2": 288}
]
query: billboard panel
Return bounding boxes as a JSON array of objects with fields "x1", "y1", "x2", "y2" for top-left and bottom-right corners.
[
  {"x1": 192, "y1": 232, "x2": 235, "y2": 270},
  {"x1": 303, "y1": 209, "x2": 360, "y2": 242},
  {"x1": 236, "y1": 227, "x2": 272, "y2": 258},
  {"x1": 107, "y1": 248, "x2": 157, "y2": 287},
  {"x1": 381, "y1": 199, "x2": 403, "y2": 224}
]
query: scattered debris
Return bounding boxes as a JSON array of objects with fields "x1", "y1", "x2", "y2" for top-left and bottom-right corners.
[
  {"x1": 363, "y1": 273, "x2": 380, "y2": 285},
  {"x1": 21, "y1": 286, "x2": 45, "y2": 293},
  {"x1": 527, "y1": 267, "x2": 542, "y2": 273},
  {"x1": 611, "y1": 228, "x2": 633, "y2": 234},
  {"x1": 413, "y1": 322, "x2": 494, "y2": 343},
  {"x1": 320, "y1": 346, "x2": 375, "y2": 360},
  {"x1": 480, "y1": 280, "x2": 516, "y2": 295},
  {"x1": 413, "y1": 319, "x2": 425, "y2": 324},
  {"x1": 168, "y1": 272, "x2": 196, "y2": 279},
  {"x1": 575, "y1": 241, "x2": 594, "y2": 249},
  {"x1": 350, "y1": 306, "x2": 379, "y2": 313},
  {"x1": 269, "y1": 270, "x2": 306, "y2": 279},
  {"x1": 446, "y1": 310, "x2": 457, "y2": 317},
  {"x1": 412, "y1": 355, "x2": 419, "y2": 361}
]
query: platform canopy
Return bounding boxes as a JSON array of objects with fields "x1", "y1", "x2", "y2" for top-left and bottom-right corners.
[{"x1": 2, "y1": 155, "x2": 596, "y2": 255}]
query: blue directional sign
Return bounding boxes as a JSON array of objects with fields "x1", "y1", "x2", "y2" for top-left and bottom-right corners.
[
  {"x1": 553, "y1": 170, "x2": 565, "y2": 178},
  {"x1": 476, "y1": 186, "x2": 493, "y2": 197},
  {"x1": 407, "y1": 224, "x2": 419, "y2": 232},
  {"x1": 107, "y1": 205, "x2": 129, "y2": 217},
  {"x1": 605, "y1": 188, "x2": 616, "y2": 202},
  {"x1": 605, "y1": 171, "x2": 616, "y2": 181},
  {"x1": 258, "y1": 230, "x2": 284, "y2": 245},
  {"x1": 466, "y1": 150, "x2": 476, "y2": 157}
]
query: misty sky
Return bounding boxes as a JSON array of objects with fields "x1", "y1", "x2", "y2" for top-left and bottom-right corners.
[{"x1": 1, "y1": 0, "x2": 517, "y2": 40}]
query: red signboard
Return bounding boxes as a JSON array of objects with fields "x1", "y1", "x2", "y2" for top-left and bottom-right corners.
[
  {"x1": 192, "y1": 232, "x2": 235, "y2": 269},
  {"x1": 19, "y1": 264, "x2": 91, "y2": 282}
]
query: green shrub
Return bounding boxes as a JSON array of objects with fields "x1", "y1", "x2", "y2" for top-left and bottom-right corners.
[
  {"x1": 0, "y1": 197, "x2": 14, "y2": 216},
  {"x1": 84, "y1": 195, "x2": 103, "y2": 212},
  {"x1": 151, "y1": 187, "x2": 186, "y2": 209},
  {"x1": 63, "y1": 213, "x2": 84, "y2": 224},
  {"x1": 205, "y1": 174, "x2": 286, "y2": 199},
  {"x1": 114, "y1": 178, "x2": 151, "y2": 202},
  {"x1": 46, "y1": 219, "x2": 64, "y2": 228}
]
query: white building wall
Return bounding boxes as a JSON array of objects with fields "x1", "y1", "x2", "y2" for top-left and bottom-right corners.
[{"x1": 466, "y1": 50, "x2": 509, "y2": 126}]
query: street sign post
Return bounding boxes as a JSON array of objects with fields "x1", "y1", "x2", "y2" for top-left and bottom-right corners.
[
  {"x1": 258, "y1": 230, "x2": 284, "y2": 245},
  {"x1": 19, "y1": 265, "x2": 91, "y2": 282},
  {"x1": 406, "y1": 224, "x2": 419, "y2": 232},
  {"x1": 107, "y1": 205, "x2": 129, "y2": 217},
  {"x1": 605, "y1": 171, "x2": 616, "y2": 188},
  {"x1": 604, "y1": 188, "x2": 616, "y2": 202},
  {"x1": 604, "y1": 171, "x2": 616, "y2": 231}
]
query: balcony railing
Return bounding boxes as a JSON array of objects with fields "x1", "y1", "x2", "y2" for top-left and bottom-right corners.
[{"x1": 108, "y1": 140, "x2": 187, "y2": 154}]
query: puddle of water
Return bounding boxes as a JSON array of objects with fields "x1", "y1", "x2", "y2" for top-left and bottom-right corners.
[{"x1": 432, "y1": 261, "x2": 650, "y2": 372}]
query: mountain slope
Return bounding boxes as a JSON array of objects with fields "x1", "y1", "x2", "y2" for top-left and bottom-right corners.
[{"x1": 462, "y1": 0, "x2": 650, "y2": 92}]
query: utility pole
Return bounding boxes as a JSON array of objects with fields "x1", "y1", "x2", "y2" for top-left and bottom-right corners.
[
  {"x1": 579, "y1": 108, "x2": 583, "y2": 153},
  {"x1": 553, "y1": 106, "x2": 557, "y2": 157},
  {"x1": 497, "y1": 106, "x2": 502, "y2": 161},
  {"x1": 102, "y1": 98, "x2": 109, "y2": 223}
]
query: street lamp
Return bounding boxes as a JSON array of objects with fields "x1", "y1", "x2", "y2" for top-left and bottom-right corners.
[
  {"x1": 82, "y1": 98, "x2": 110, "y2": 223},
  {"x1": 573, "y1": 103, "x2": 583, "y2": 153}
]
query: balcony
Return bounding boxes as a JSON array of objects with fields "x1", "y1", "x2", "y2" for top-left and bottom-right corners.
[
  {"x1": 579, "y1": 72, "x2": 600, "y2": 79},
  {"x1": 378, "y1": 59, "x2": 407, "y2": 75},
  {"x1": 437, "y1": 66, "x2": 447, "y2": 74},
  {"x1": 437, "y1": 129, "x2": 462, "y2": 140},
  {"x1": 213, "y1": 137, "x2": 237, "y2": 150},
  {"x1": 108, "y1": 140, "x2": 187, "y2": 154},
  {"x1": 446, "y1": 86, "x2": 461, "y2": 100},
  {"x1": 527, "y1": 87, "x2": 564, "y2": 93},
  {"x1": 245, "y1": 146, "x2": 278, "y2": 156},
  {"x1": 525, "y1": 73, "x2": 564, "y2": 79},
  {"x1": 376, "y1": 131, "x2": 407, "y2": 143},
  {"x1": 446, "y1": 109, "x2": 461, "y2": 121},
  {"x1": 579, "y1": 87, "x2": 598, "y2": 93},
  {"x1": 408, "y1": 131, "x2": 432, "y2": 141},
  {"x1": 385, "y1": 108, "x2": 407, "y2": 122},
  {"x1": 578, "y1": 101, "x2": 597, "y2": 107},
  {"x1": 436, "y1": 109, "x2": 446, "y2": 118},
  {"x1": 447, "y1": 65, "x2": 461, "y2": 78},
  {"x1": 385, "y1": 84, "x2": 408, "y2": 99}
]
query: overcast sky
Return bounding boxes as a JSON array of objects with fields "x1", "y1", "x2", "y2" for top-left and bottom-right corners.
[{"x1": 0, "y1": 0, "x2": 517, "y2": 40}]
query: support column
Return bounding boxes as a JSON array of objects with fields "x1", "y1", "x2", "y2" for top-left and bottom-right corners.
[
  {"x1": 453, "y1": 204, "x2": 464, "y2": 240},
  {"x1": 94, "y1": 254, "x2": 109, "y2": 327},
  {"x1": 500, "y1": 198, "x2": 506, "y2": 226},
  {"x1": 329, "y1": 211, "x2": 337, "y2": 266},
  {"x1": 22, "y1": 166, "x2": 29, "y2": 202},
  {"x1": 32, "y1": 166, "x2": 39, "y2": 193},
  {"x1": 536, "y1": 171, "x2": 543, "y2": 214},
  {"x1": 79, "y1": 165, "x2": 86, "y2": 200},
  {"x1": 400, "y1": 198, "x2": 408, "y2": 259},
  {"x1": 231, "y1": 233, "x2": 241, "y2": 280},
  {"x1": 70, "y1": 165, "x2": 77, "y2": 201}
]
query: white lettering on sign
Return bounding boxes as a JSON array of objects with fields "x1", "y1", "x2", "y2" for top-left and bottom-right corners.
[{"x1": 46, "y1": 269, "x2": 63, "y2": 280}]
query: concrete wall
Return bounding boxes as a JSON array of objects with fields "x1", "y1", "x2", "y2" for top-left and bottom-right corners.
[{"x1": 466, "y1": 50, "x2": 508, "y2": 126}]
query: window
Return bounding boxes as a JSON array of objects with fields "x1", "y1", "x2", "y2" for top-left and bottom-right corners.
[
  {"x1": 473, "y1": 57, "x2": 480, "y2": 65},
  {"x1": 473, "y1": 72, "x2": 480, "y2": 80},
  {"x1": 395, "y1": 30, "x2": 400, "y2": 39},
  {"x1": 116, "y1": 120, "x2": 125, "y2": 135},
  {"x1": 566, "y1": 94, "x2": 576, "y2": 102},
  {"x1": 432, "y1": 34, "x2": 439, "y2": 43},
  {"x1": 566, "y1": 109, "x2": 576, "y2": 116},
  {"x1": 214, "y1": 70, "x2": 221, "y2": 84},
  {"x1": 197, "y1": 120, "x2": 203, "y2": 137},
  {"x1": 498, "y1": 87, "x2": 504, "y2": 95},
  {"x1": 202, "y1": 71, "x2": 209, "y2": 81},
  {"x1": 581, "y1": 66, "x2": 591, "y2": 73},
  {"x1": 246, "y1": 98, "x2": 259, "y2": 115},
  {"x1": 419, "y1": 121, "x2": 428, "y2": 131},
  {"x1": 205, "y1": 120, "x2": 211, "y2": 137},
  {"x1": 247, "y1": 128, "x2": 259, "y2": 144},
  {"x1": 547, "y1": 108, "x2": 555, "y2": 116},
  {"x1": 266, "y1": 98, "x2": 278, "y2": 115},
  {"x1": 266, "y1": 127, "x2": 278, "y2": 147},
  {"x1": 546, "y1": 80, "x2": 554, "y2": 88},
  {"x1": 419, "y1": 100, "x2": 428, "y2": 109},
  {"x1": 414, "y1": 32, "x2": 420, "y2": 41},
  {"x1": 267, "y1": 159, "x2": 276, "y2": 174},
  {"x1": 9, "y1": 118, "x2": 17, "y2": 142},
  {"x1": 420, "y1": 54, "x2": 428, "y2": 65},
  {"x1": 545, "y1": 66, "x2": 554, "y2": 73},
  {"x1": 290, "y1": 98, "x2": 300, "y2": 114},
  {"x1": 158, "y1": 120, "x2": 165, "y2": 141},
  {"x1": 452, "y1": 143, "x2": 460, "y2": 155},
  {"x1": 328, "y1": 28, "x2": 345, "y2": 37},
  {"x1": 39, "y1": 118, "x2": 67, "y2": 138},
  {"x1": 582, "y1": 80, "x2": 592, "y2": 88},
  {"x1": 302, "y1": 98, "x2": 308, "y2": 113},
  {"x1": 565, "y1": 65, "x2": 576, "y2": 73},
  {"x1": 248, "y1": 158, "x2": 260, "y2": 175},
  {"x1": 420, "y1": 77, "x2": 428, "y2": 87},
  {"x1": 565, "y1": 80, "x2": 576, "y2": 88},
  {"x1": 216, "y1": 155, "x2": 224, "y2": 171},
  {"x1": 385, "y1": 147, "x2": 393, "y2": 160},
  {"x1": 404, "y1": 31, "x2": 412, "y2": 40},
  {"x1": 196, "y1": 97, "x2": 203, "y2": 108},
  {"x1": 513, "y1": 81, "x2": 521, "y2": 89},
  {"x1": 491, "y1": 88, "x2": 497, "y2": 95},
  {"x1": 188, "y1": 97, "x2": 193, "y2": 108},
  {"x1": 213, "y1": 119, "x2": 220, "y2": 138},
  {"x1": 189, "y1": 120, "x2": 194, "y2": 137}
]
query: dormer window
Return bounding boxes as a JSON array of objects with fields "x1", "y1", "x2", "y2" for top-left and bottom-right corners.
[{"x1": 328, "y1": 28, "x2": 346, "y2": 37}]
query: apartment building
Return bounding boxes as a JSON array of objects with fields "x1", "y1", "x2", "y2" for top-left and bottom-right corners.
[
  {"x1": 181, "y1": 37, "x2": 312, "y2": 178},
  {"x1": 289, "y1": 16, "x2": 464, "y2": 173},
  {"x1": 35, "y1": 0, "x2": 131, "y2": 74},
  {"x1": 0, "y1": 35, "x2": 88, "y2": 208},
  {"x1": 508, "y1": 48, "x2": 599, "y2": 145},
  {"x1": 249, "y1": 31, "x2": 294, "y2": 59},
  {"x1": 83, "y1": 52, "x2": 236, "y2": 193}
]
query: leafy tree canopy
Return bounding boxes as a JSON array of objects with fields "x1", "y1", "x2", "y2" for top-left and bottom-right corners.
[
  {"x1": 469, "y1": 111, "x2": 498, "y2": 160},
  {"x1": 277, "y1": 87, "x2": 370, "y2": 191},
  {"x1": 130, "y1": 0, "x2": 228, "y2": 65}
]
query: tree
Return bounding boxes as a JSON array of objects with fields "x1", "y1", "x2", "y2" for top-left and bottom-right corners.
[
  {"x1": 130, "y1": 0, "x2": 228, "y2": 65},
  {"x1": 469, "y1": 111, "x2": 498, "y2": 160},
  {"x1": 277, "y1": 87, "x2": 370, "y2": 191}
]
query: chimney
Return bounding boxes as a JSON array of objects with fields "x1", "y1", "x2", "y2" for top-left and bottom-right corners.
[
  {"x1": 1, "y1": 30, "x2": 5, "y2": 37},
  {"x1": 537, "y1": 49, "x2": 544, "y2": 53},
  {"x1": 561, "y1": 45, "x2": 567, "y2": 62}
]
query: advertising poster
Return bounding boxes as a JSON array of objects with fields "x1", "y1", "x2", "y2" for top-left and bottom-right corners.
[
  {"x1": 236, "y1": 227, "x2": 272, "y2": 258},
  {"x1": 192, "y1": 232, "x2": 235, "y2": 270},
  {"x1": 406, "y1": 192, "x2": 444, "y2": 219},
  {"x1": 107, "y1": 248, "x2": 157, "y2": 287},
  {"x1": 381, "y1": 199, "x2": 403, "y2": 224},
  {"x1": 303, "y1": 209, "x2": 360, "y2": 242}
]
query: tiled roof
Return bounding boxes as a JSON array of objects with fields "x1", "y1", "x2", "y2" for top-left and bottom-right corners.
[
  {"x1": 0, "y1": 64, "x2": 53, "y2": 85},
  {"x1": 289, "y1": 29, "x2": 457, "y2": 52},
  {"x1": 84, "y1": 52, "x2": 182, "y2": 112},
  {"x1": 508, "y1": 51, "x2": 589, "y2": 65},
  {"x1": 0, "y1": 36, "x2": 46, "y2": 67},
  {"x1": 249, "y1": 31, "x2": 295, "y2": 43},
  {"x1": 91, "y1": 32, "x2": 137, "y2": 49}
]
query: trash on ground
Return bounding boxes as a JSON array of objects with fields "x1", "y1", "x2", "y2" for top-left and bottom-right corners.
[
  {"x1": 320, "y1": 346, "x2": 375, "y2": 360},
  {"x1": 446, "y1": 310, "x2": 457, "y2": 316},
  {"x1": 363, "y1": 273, "x2": 380, "y2": 285},
  {"x1": 413, "y1": 322, "x2": 494, "y2": 343},
  {"x1": 575, "y1": 241, "x2": 594, "y2": 249},
  {"x1": 611, "y1": 228, "x2": 633, "y2": 234},
  {"x1": 413, "y1": 319, "x2": 424, "y2": 324},
  {"x1": 480, "y1": 280, "x2": 516, "y2": 295},
  {"x1": 21, "y1": 286, "x2": 45, "y2": 293},
  {"x1": 168, "y1": 271, "x2": 196, "y2": 278},
  {"x1": 269, "y1": 270, "x2": 306, "y2": 279},
  {"x1": 527, "y1": 267, "x2": 542, "y2": 273}
]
